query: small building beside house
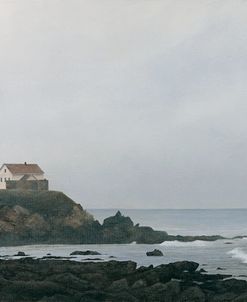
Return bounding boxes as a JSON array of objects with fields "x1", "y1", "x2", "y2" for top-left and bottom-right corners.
[{"x1": 0, "y1": 163, "x2": 49, "y2": 191}]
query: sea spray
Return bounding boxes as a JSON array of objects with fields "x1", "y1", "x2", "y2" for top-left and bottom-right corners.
[
  {"x1": 160, "y1": 240, "x2": 210, "y2": 247},
  {"x1": 228, "y1": 248, "x2": 247, "y2": 263}
]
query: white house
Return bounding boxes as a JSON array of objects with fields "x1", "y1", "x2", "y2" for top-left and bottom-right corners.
[{"x1": 0, "y1": 163, "x2": 45, "y2": 190}]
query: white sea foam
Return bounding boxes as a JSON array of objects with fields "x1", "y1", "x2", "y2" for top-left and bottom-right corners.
[
  {"x1": 228, "y1": 248, "x2": 247, "y2": 263},
  {"x1": 160, "y1": 240, "x2": 209, "y2": 247}
]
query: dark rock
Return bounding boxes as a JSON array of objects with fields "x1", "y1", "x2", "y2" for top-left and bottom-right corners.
[
  {"x1": 222, "y1": 278, "x2": 247, "y2": 293},
  {"x1": 38, "y1": 294, "x2": 74, "y2": 302},
  {"x1": 138, "y1": 270, "x2": 160, "y2": 286},
  {"x1": 166, "y1": 234, "x2": 225, "y2": 242},
  {"x1": 18, "y1": 257, "x2": 36, "y2": 263},
  {"x1": 234, "y1": 293, "x2": 247, "y2": 301},
  {"x1": 102, "y1": 211, "x2": 169, "y2": 244},
  {"x1": 0, "y1": 259, "x2": 245, "y2": 301},
  {"x1": 180, "y1": 286, "x2": 205, "y2": 302},
  {"x1": 14, "y1": 251, "x2": 26, "y2": 256},
  {"x1": 162, "y1": 280, "x2": 181, "y2": 295},
  {"x1": 132, "y1": 279, "x2": 147, "y2": 289},
  {"x1": 210, "y1": 292, "x2": 238, "y2": 301},
  {"x1": 109, "y1": 291, "x2": 138, "y2": 302},
  {"x1": 83, "y1": 258, "x2": 103, "y2": 261},
  {"x1": 46, "y1": 273, "x2": 90, "y2": 291},
  {"x1": 146, "y1": 249, "x2": 164, "y2": 256},
  {"x1": 76, "y1": 290, "x2": 107, "y2": 301},
  {"x1": 133, "y1": 226, "x2": 169, "y2": 244},
  {"x1": 103, "y1": 211, "x2": 133, "y2": 229},
  {"x1": 199, "y1": 268, "x2": 207, "y2": 273},
  {"x1": 217, "y1": 267, "x2": 226, "y2": 270},
  {"x1": 70, "y1": 250, "x2": 101, "y2": 256},
  {"x1": 153, "y1": 261, "x2": 200, "y2": 283},
  {"x1": 183, "y1": 272, "x2": 232, "y2": 284},
  {"x1": 170, "y1": 261, "x2": 199, "y2": 273},
  {"x1": 108, "y1": 278, "x2": 129, "y2": 291},
  {"x1": 79, "y1": 272, "x2": 108, "y2": 290},
  {"x1": 143, "y1": 281, "x2": 180, "y2": 301},
  {"x1": 106, "y1": 260, "x2": 137, "y2": 277},
  {"x1": 41, "y1": 256, "x2": 74, "y2": 260},
  {"x1": 4, "y1": 280, "x2": 66, "y2": 299}
]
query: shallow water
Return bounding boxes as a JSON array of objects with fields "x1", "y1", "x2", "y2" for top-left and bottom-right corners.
[{"x1": 1, "y1": 239, "x2": 247, "y2": 279}]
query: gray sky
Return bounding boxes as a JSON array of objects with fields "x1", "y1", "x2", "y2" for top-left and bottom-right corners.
[{"x1": 0, "y1": 0, "x2": 247, "y2": 209}]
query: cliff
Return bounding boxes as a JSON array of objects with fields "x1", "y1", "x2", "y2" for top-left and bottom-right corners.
[
  {"x1": 0, "y1": 190, "x2": 223, "y2": 245},
  {"x1": 0, "y1": 190, "x2": 95, "y2": 245},
  {"x1": 0, "y1": 190, "x2": 169, "y2": 245}
]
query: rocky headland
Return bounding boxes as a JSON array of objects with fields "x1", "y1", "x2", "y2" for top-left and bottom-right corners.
[
  {"x1": 0, "y1": 190, "x2": 225, "y2": 245},
  {"x1": 0, "y1": 258, "x2": 245, "y2": 301},
  {"x1": 0, "y1": 190, "x2": 224, "y2": 245}
]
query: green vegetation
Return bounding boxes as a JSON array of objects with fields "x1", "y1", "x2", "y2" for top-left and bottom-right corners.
[{"x1": 0, "y1": 190, "x2": 76, "y2": 217}]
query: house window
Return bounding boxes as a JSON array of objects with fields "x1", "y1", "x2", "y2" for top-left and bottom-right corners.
[
  {"x1": 4, "y1": 178, "x2": 6, "y2": 182},
  {"x1": 8, "y1": 178, "x2": 10, "y2": 181},
  {"x1": 0, "y1": 178, "x2": 2, "y2": 182}
]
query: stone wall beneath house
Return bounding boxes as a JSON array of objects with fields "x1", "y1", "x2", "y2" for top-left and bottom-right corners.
[{"x1": 5, "y1": 180, "x2": 49, "y2": 191}]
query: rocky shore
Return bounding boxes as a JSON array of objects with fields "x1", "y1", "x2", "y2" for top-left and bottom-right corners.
[
  {"x1": 0, "y1": 190, "x2": 224, "y2": 246},
  {"x1": 0, "y1": 190, "x2": 244, "y2": 301},
  {"x1": 0, "y1": 258, "x2": 245, "y2": 301}
]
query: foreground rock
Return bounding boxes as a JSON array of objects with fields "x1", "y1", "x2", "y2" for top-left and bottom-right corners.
[
  {"x1": 146, "y1": 249, "x2": 164, "y2": 256},
  {"x1": 0, "y1": 258, "x2": 244, "y2": 301},
  {"x1": 0, "y1": 190, "x2": 225, "y2": 246}
]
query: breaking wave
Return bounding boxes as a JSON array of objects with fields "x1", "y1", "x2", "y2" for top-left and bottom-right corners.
[
  {"x1": 160, "y1": 240, "x2": 210, "y2": 247},
  {"x1": 228, "y1": 248, "x2": 247, "y2": 263}
]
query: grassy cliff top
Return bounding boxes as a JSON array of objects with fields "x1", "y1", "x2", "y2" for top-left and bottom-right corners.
[{"x1": 0, "y1": 190, "x2": 85, "y2": 218}]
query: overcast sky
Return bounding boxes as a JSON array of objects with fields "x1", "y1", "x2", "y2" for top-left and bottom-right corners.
[{"x1": 0, "y1": 0, "x2": 247, "y2": 209}]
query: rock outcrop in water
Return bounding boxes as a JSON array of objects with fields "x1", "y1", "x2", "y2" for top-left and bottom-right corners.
[
  {"x1": 0, "y1": 190, "x2": 224, "y2": 245},
  {"x1": 0, "y1": 258, "x2": 245, "y2": 302},
  {"x1": 146, "y1": 249, "x2": 164, "y2": 256}
]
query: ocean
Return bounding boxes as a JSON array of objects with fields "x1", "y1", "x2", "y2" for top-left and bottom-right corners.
[
  {"x1": 1, "y1": 209, "x2": 247, "y2": 279},
  {"x1": 90, "y1": 208, "x2": 247, "y2": 237}
]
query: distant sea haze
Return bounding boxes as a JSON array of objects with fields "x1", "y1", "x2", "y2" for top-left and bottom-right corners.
[{"x1": 89, "y1": 208, "x2": 247, "y2": 238}]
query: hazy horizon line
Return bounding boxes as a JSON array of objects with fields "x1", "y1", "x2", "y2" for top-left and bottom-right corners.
[{"x1": 87, "y1": 207, "x2": 247, "y2": 210}]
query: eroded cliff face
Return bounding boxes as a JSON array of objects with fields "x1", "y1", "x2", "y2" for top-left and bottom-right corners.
[
  {"x1": 0, "y1": 190, "x2": 95, "y2": 245},
  {"x1": 63, "y1": 205, "x2": 94, "y2": 228},
  {"x1": 0, "y1": 205, "x2": 47, "y2": 233}
]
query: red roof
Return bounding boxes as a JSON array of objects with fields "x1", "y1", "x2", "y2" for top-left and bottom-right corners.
[{"x1": 3, "y1": 164, "x2": 44, "y2": 175}]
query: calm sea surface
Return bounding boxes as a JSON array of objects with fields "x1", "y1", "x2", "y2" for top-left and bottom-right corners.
[{"x1": 1, "y1": 209, "x2": 247, "y2": 279}]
